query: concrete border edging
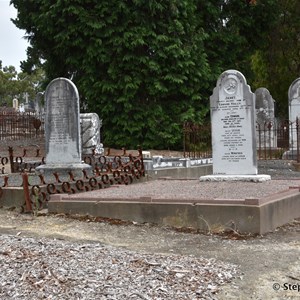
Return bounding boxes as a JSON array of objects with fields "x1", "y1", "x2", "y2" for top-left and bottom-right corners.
[{"x1": 48, "y1": 188, "x2": 300, "y2": 234}]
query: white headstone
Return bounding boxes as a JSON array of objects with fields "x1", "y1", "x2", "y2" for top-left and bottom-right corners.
[
  {"x1": 210, "y1": 70, "x2": 257, "y2": 175},
  {"x1": 18, "y1": 103, "x2": 25, "y2": 113},
  {"x1": 12, "y1": 98, "x2": 19, "y2": 110}
]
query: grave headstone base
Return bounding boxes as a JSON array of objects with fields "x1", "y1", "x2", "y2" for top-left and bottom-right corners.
[
  {"x1": 199, "y1": 174, "x2": 271, "y2": 182},
  {"x1": 36, "y1": 163, "x2": 91, "y2": 177}
]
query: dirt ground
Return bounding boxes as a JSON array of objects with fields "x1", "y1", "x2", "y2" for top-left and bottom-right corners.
[
  {"x1": 1, "y1": 139, "x2": 300, "y2": 298},
  {"x1": 0, "y1": 209, "x2": 299, "y2": 300}
]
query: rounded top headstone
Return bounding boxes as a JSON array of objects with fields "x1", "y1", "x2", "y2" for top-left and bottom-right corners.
[{"x1": 288, "y1": 77, "x2": 300, "y2": 102}]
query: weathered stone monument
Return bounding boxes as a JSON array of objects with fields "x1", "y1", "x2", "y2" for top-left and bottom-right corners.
[
  {"x1": 200, "y1": 70, "x2": 270, "y2": 181},
  {"x1": 36, "y1": 78, "x2": 90, "y2": 174},
  {"x1": 288, "y1": 77, "x2": 300, "y2": 151},
  {"x1": 35, "y1": 92, "x2": 45, "y2": 116},
  {"x1": 80, "y1": 113, "x2": 104, "y2": 155},
  {"x1": 12, "y1": 98, "x2": 19, "y2": 111},
  {"x1": 18, "y1": 103, "x2": 25, "y2": 113},
  {"x1": 255, "y1": 87, "x2": 276, "y2": 148}
]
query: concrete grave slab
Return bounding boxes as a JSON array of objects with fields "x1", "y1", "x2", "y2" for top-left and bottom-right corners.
[{"x1": 48, "y1": 179, "x2": 300, "y2": 234}]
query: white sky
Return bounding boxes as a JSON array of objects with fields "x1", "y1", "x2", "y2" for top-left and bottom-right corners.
[{"x1": 0, "y1": 0, "x2": 29, "y2": 72}]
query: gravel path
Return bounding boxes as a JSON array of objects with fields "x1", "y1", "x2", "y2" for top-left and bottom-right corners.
[
  {"x1": 0, "y1": 209, "x2": 299, "y2": 300},
  {"x1": 0, "y1": 233, "x2": 238, "y2": 300}
]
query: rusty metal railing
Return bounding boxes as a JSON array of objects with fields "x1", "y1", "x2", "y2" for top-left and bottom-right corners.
[
  {"x1": 0, "y1": 147, "x2": 145, "y2": 213},
  {"x1": 255, "y1": 119, "x2": 298, "y2": 160},
  {"x1": 182, "y1": 119, "x2": 300, "y2": 161},
  {"x1": 183, "y1": 122, "x2": 212, "y2": 159},
  {"x1": 0, "y1": 110, "x2": 44, "y2": 140}
]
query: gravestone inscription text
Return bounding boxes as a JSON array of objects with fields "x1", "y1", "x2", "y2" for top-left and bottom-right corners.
[{"x1": 44, "y1": 78, "x2": 81, "y2": 164}]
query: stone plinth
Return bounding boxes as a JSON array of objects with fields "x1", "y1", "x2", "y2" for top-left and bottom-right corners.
[{"x1": 199, "y1": 174, "x2": 271, "y2": 182}]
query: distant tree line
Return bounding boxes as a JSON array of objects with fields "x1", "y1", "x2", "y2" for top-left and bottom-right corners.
[
  {"x1": 9, "y1": 0, "x2": 291, "y2": 149},
  {"x1": 0, "y1": 61, "x2": 44, "y2": 107}
]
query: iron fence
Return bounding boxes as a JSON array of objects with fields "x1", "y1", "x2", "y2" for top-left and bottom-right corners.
[
  {"x1": 0, "y1": 147, "x2": 145, "y2": 213},
  {"x1": 0, "y1": 111, "x2": 299, "y2": 161},
  {"x1": 183, "y1": 122, "x2": 212, "y2": 158},
  {"x1": 256, "y1": 119, "x2": 300, "y2": 161},
  {"x1": 182, "y1": 119, "x2": 300, "y2": 161},
  {"x1": 0, "y1": 110, "x2": 44, "y2": 140}
]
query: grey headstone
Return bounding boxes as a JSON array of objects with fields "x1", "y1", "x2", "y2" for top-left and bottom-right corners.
[
  {"x1": 12, "y1": 98, "x2": 18, "y2": 110},
  {"x1": 255, "y1": 87, "x2": 276, "y2": 148},
  {"x1": 35, "y1": 92, "x2": 45, "y2": 116},
  {"x1": 80, "y1": 113, "x2": 104, "y2": 155},
  {"x1": 36, "y1": 78, "x2": 90, "y2": 174},
  {"x1": 288, "y1": 78, "x2": 300, "y2": 150},
  {"x1": 255, "y1": 88, "x2": 275, "y2": 124},
  {"x1": 210, "y1": 70, "x2": 257, "y2": 175}
]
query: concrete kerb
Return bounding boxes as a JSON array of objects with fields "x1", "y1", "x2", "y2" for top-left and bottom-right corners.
[
  {"x1": 0, "y1": 187, "x2": 24, "y2": 209},
  {"x1": 47, "y1": 187, "x2": 300, "y2": 235}
]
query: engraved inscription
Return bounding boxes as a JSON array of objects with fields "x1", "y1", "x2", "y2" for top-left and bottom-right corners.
[
  {"x1": 44, "y1": 78, "x2": 81, "y2": 164},
  {"x1": 213, "y1": 95, "x2": 251, "y2": 163}
]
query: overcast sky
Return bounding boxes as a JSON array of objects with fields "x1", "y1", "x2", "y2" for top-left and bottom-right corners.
[{"x1": 0, "y1": 0, "x2": 29, "y2": 72}]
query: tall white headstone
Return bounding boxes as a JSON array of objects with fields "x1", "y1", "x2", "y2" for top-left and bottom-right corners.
[{"x1": 210, "y1": 70, "x2": 257, "y2": 175}]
